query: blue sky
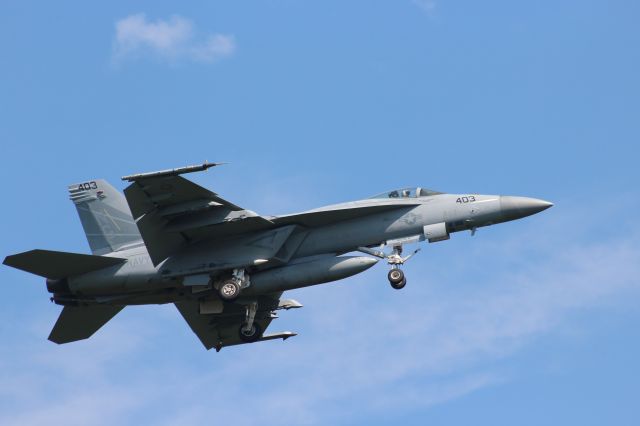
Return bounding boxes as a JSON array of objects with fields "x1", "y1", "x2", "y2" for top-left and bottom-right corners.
[{"x1": 1, "y1": 1, "x2": 639, "y2": 424}]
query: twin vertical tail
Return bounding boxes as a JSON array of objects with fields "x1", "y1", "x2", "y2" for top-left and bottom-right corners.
[
  {"x1": 4, "y1": 179, "x2": 139, "y2": 278},
  {"x1": 69, "y1": 179, "x2": 143, "y2": 255},
  {"x1": 47, "y1": 179, "x2": 140, "y2": 344},
  {"x1": 3, "y1": 179, "x2": 139, "y2": 345}
]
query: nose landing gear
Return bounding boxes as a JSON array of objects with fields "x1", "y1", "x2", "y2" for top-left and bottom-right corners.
[
  {"x1": 388, "y1": 268, "x2": 406, "y2": 290},
  {"x1": 387, "y1": 268, "x2": 407, "y2": 290},
  {"x1": 386, "y1": 245, "x2": 414, "y2": 290},
  {"x1": 358, "y1": 244, "x2": 420, "y2": 290}
]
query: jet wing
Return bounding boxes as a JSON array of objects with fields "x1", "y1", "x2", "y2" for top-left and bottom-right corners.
[
  {"x1": 123, "y1": 175, "x2": 273, "y2": 265},
  {"x1": 174, "y1": 297, "x2": 295, "y2": 351}
]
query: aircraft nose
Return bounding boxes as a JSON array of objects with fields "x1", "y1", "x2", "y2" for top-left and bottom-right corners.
[{"x1": 500, "y1": 196, "x2": 553, "y2": 221}]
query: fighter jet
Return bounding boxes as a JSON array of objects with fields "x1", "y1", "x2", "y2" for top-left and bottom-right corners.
[{"x1": 3, "y1": 163, "x2": 552, "y2": 351}]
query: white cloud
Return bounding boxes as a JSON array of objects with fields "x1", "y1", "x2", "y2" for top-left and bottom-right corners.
[
  {"x1": 112, "y1": 14, "x2": 235, "y2": 64},
  {"x1": 190, "y1": 34, "x2": 236, "y2": 63},
  {"x1": 413, "y1": 0, "x2": 437, "y2": 15}
]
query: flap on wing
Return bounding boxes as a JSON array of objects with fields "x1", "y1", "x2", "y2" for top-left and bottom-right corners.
[
  {"x1": 3, "y1": 249, "x2": 126, "y2": 279},
  {"x1": 124, "y1": 176, "x2": 272, "y2": 265},
  {"x1": 49, "y1": 305, "x2": 123, "y2": 344}
]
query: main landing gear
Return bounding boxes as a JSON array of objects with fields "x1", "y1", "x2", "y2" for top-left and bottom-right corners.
[
  {"x1": 239, "y1": 301, "x2": 262, "y2": 342},
  {"x1": 213, "y1": 270, "x2": 264, "y2": 342},
  {"x1": 358, "y1": 244, "x2": 420, "y2": 290},
  {"x1": 219, "y1": 280, "x2": 241, "y2": 301},
  {"x1": 218, "y1": 269, "x2": 249, "y2": 302}
]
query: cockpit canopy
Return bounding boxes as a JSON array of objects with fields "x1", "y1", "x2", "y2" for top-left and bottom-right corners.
[{"x1": 369, "y1": 187, "x2": 443, "y2": 199}]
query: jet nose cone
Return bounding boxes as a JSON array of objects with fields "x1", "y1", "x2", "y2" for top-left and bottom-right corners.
[{"x1": 500, "y1": 196, "x2": 553, "y2": 221}]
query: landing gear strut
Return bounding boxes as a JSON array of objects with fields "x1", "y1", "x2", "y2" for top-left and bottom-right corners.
[
  {"x1": 239, "y1": 302, "x2": 262, "y2": 342},
  {"x1": 358, "y1": 243, "x2": 420, "y2": 290},
  {"x1": 386, "y1": 245, "x2": 409, "y2": 290}
]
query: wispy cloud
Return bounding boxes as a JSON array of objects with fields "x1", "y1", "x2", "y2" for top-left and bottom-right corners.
[
  {"x1": 112, "y1": 14, "x2": 235, "y2": 64},
  {"x1": 413, "y1": 0, "x2": 437, "y2": 15}
]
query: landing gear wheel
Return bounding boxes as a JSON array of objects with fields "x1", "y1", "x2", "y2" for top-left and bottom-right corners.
[
  {"x1": 390, "y1": 277, "x2": 407, "y2": 290},
  {"x1": 239, "y1": 322, "x2": 263, "y2": 342},
  {"x1": 219, "y1": 280, "x2": 241, "y2": 301},
  {"x1": 388, "y1": 269, "x2": 405, "y2": 284}
]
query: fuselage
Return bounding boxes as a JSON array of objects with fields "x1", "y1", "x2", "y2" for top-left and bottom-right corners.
[
  {"x1": 62, "y1": 191, "x2": 551, "y2": 304},
  {"x1": 295, "y1": 193, "x2": 550, "y2": 254}
]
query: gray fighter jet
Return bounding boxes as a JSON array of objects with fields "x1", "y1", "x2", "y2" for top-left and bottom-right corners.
[{"x1": 3, "y1": 163, "x2": 552, "y2": 351}]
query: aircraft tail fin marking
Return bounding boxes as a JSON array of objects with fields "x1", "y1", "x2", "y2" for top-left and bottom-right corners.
[
  {"x1": 48, "y1": 305, "x2": 123, "y2": 344},
  {"x1": 3, "y1": 249, "x2": 126, "y2": 279},
  {"x1": 69, "y1": 179, "x2": 143, "y2": 255}
]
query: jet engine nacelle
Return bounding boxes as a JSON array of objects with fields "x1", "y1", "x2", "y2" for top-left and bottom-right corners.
[
  {"x1": 245, "y1": 256, "x2": 378, "y2": 294},
  {"x1": 423, "y1": 222, "x2": 450, "y2": 243},
  {"x1": 46, "y1": 278, "x2": 70, "y2": 294}
]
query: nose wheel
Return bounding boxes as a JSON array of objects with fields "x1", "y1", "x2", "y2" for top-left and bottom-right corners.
[
  {"x1": 358, "y1": 244, "x2": 419, "y2": 290},
  {"x1": 388, "y1": 268, "x2": 406, "y2": 290}
]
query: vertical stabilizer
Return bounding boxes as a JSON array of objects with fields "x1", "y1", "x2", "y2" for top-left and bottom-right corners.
[{"x1": 69, "y1": 179, "x2": 143, "y2": 255}]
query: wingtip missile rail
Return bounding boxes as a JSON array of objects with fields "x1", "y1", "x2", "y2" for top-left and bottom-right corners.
[{"x1": 121, "y1": 162, "x2": 226, "y2": 182}]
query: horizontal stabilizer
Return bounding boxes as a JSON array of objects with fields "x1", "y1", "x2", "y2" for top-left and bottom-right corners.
[
  {"x1": 3, "y1": 249, "x2": 126, "y2": 279},
  {"x1": 49, "y1": 305, "x2": 123, "y2": 344}
]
